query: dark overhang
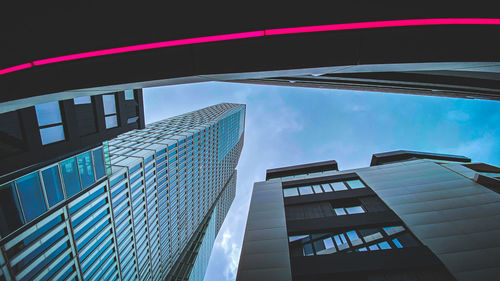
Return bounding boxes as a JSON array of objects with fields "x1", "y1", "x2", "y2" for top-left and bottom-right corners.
[
  {"x1": 370, "y1": 150, "x2": 471, "y2": 166},
  {"x1": 266, "y1": 160, "x2": 338, "y2": 180}
]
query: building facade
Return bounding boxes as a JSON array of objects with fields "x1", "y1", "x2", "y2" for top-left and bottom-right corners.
[
  {"x1": 0, "y1": 102, "x2": 244, "y2": 281},
  {"x1": 237, "y1": 150, "x2": 500, "y2": 281}
]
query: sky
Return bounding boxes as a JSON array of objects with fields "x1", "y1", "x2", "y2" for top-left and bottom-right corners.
[{"x1": 143, "y1": 82, "x2": 500, "y2": 281}]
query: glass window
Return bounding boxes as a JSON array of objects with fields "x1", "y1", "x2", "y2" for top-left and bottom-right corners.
[
  {"x1": 378, "y1": 241, "x2": 391, "y2": 250},
  {"x1": 73, "y1": 96, "x2": 91, "y2": 104},
  {"x1": 392, "y1": 238, "x2": 403, "y2": 248},
  {"x1": 346, "y1": 230, "x2": 362, "y2": 246},
  {"x1": 303, "y1": 243, "x2": 314, "y2": 256},
  {"x1": 102, "y1": 94, "x2": 117, "y2": 115},
  {"x1": 124, "y1": 90, "x2": 135, "y2": 100},
  {"x1": 105, "y1": 115, "x2": 118, "y2": 129},
  {"x1": 92, "y1": 148, "x2": 106, "y2": 179},
  {"x1": 369, "y1": 244, "x2": 380, "y2": 251},
  {"x1": 359, "y1": 228, "x2": 383, "y2": 243},
  {"x1": 41, "y1": 166, "x2": 64, "y2": 207},
  {"x1": 334, "y1": 208, "x2": 346, "y2": 216},
  {"x1": 345, "y1": 206, "x2": 365, "y2": 214},
  {"x1": 298, "y1": 186, "x2": 313, "y2": 195},
  {"x1": 289, "y1": 235, "x2": 308, "y2": 242},
  {"x1": 334, "y1": 233, "x2": 348, "y2": 250},
  {"x1": 61, "y1": 157, "x2": 81, "y2": 197},
  {"x1": 312, "y1": 185, "x2": 323, "y2": 193},
  {"x1": 283, "y1": 188, "x2": 299, "y2": 197},
  {"x1": 330, "y1": 181, "x2": 348, "y2": 191},
  {"x1": 40, "y1": 125, "x2": 65, "y2": 145},
  {"x1": 0, "y1": 182, "x2": 24, "y2": 236},
  {"x1": 127, "y1": 117, "x2": 139, "y2": 124},
  {"x1": 346, "y1": 179, "x2": 366, "y2": 189},
  {"x1": 35, "y1": 101, "x2": 62, "y2": 126},
  {"x1": 357, "y1": 247, "x2": 368, "y2": 252},
  {"x1": 77, "y1": 151, "x2": 95, "y2": 188},
  {"x1": 322, "y1": 184, "x2": 333, "y2": 192},
  {"x1": 16, "y1": 173, "x2": 47, "y2": 221},
  {"x1": 383, "y1": 226, "x2": 405, "y2": 236}
]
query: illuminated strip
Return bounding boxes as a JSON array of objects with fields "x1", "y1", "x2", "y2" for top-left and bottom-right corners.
[
  {"x1": 1, "y1": 18, "x2": 500, "y2": 75},
  {"x1": 264, "y1": 18, "x2": 500, "y2": 35},
  {"x1": 0, "y1": 63, "x2": 32, "y2": 75}
]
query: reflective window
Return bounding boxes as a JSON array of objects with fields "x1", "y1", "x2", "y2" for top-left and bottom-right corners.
[
  {"x1": 61, "y1": 157, "x2": 81, "y2": 197},
  {"x1": 93, "y1": 148, "x2": 106, "y2": 179},
  {"x1": 124, "y1": 90, "x2": 135, "y2": 100},
  {"x1": 128, "y1": 117, "x2": 139, "y2": 124},
  {"x1": 334, "y1": 208, "x2": 346, "y2": 216},
  {"x1": 102, "y1": 94, "x2": 117, "y2": 114},
  {"x1": 330, "y1": 181, "x2": 348, "y2": 191},
  {"x1": 312, "y1": 185, "x2": 323, "y2": 193},
  {"x1": 35, "y1": 101, "x2": 62, "y2": 126},
  {"x1": 322, "y1": 184, "x2": 333, "y2": 192},
  {"x1": 0, "y1": 182, "x2": 24, "y2": 236},
  {"x1": 283, "y1": 188, "x2": 299, "y2": 197},
  {"x1": 40, "y1": 125, "x2": 65, "y2": 145},
  {"x1": 77, "y1": 151, "x2": 95, "y2": 188},
  {"x1": 383, "y1": 226, "x2": 405, "y2": 236},
  {"x1": 346, "y1": 179, "x2": 366, "y2": 189},
  {"x1": 105, "y1": 115, "x2": 118, "y2": 129},
  {"x1": 73, "y1": 96, "x2": 91, "y2": 104},
  {"x1": 16, "y1": 173, "x2": 47, "y2": 221},
  {"x1": 41, "y1": 166, "x2": 64, "y2": 207},
  {"x1": 298, "y1": 186, "x2": 313, "y2": 195},
  {"x1": 345, "y1": 206, "x2": 365, "y2": 214}
]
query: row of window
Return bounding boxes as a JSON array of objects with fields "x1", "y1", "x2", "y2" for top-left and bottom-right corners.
[
  {"x1": 289, "y1": 225, "x2": 418, "y2": 257},
  {"x1": 283, "y1": 179, "x2": 367, "y2": 197},
  {"x1": 0, "y1": 147, "x2": 106, "y2": 236}
]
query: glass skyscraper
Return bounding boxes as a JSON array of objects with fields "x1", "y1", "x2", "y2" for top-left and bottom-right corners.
[{"x1": 0, "y1": 102, "x2": 245, "y2": 281}]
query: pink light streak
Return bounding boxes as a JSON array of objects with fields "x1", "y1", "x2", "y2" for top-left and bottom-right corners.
[
  {"x1": 0, "y1": 63, "x2": 32, "y2": 75},
  {"x1": 1, "y1": 18, "x2": 500, "y2": 76}
]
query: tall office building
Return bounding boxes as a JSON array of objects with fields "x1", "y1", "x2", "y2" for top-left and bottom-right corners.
[
  {"x1": 237, "y1": 150, "x2": 500, "y2": 281},
  {"x1": 0, "y1": 102, "x2": 245, "y2": 281}
]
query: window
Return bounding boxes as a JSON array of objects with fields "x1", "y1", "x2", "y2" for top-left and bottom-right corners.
[
  {"x1": 103, "y1": 94, "x2": 118, "y2": 129},
  {"x1": 16, "y1": 173, "x2": 47, "y2": 221},
  {"x1": 334, "y1": 205, "x2": 365, "y2": 216},
  {"x1": 283, "y1": 188, "x2": 299, "y2": 197},
  {"x1": 77, "y1": 151, "x2": 95, "y2": 188},
  {"x1": 35, "y1": 101, "x2": 65, "y2": 145},
  {"x1": 0, "y1": 182, "x2": 24, "y2": 236},
  {"x1": 312, "y1": 185, "x2": 323, "y2": 193},
  {"x1": 330, "y1": 182, "x2": 348, "y2": 191},
  {"x1": 298, "y1": 186, "x2": 313, "y2": 195},
  {"x1": 60, "y1": 157, "x2": 82, "y2": 197},
  {"x1": 346, "y1": 179, "x2": 366, "y2": 189},
  {"x1": 73, "y1": 96, "x2": 91, "y2": 104},
  {"x1": 93, "y1": 148, "x2": 106, "y2": 179},
  {"x1": 41, "y1": 166, "x2": 65, "y2": 207},
  {"x1": 124, "y1": 90, "x2": 135, "y2": 100}
]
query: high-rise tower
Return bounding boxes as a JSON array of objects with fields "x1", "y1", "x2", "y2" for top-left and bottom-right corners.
[
  {"x1": 0, "y1": 102, "x2": 245, "y2": 281},
  {"x1": 237, "y1": 151, "x2": 500, "y2": 281}
]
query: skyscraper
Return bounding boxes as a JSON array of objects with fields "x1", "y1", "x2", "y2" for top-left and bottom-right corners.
[
  {"x1": 0, "y1": 102, "x2": 245, "y2": 281},
  {"x1": 237, "y1": 150, "x2": 500, "y2": 281}
]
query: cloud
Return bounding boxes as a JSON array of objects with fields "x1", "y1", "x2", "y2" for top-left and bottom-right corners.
[{"x1": 216, "y1": 230, "x2": 241, "y2": 280}]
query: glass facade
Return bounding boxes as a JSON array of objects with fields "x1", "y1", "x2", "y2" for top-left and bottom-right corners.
[{"x1": 0, "y1": 103, "x2": 243, "y2": 281}]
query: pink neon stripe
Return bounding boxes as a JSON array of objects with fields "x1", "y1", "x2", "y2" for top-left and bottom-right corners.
[
  {"x1": 0, "y1": 63, "x2": 32, "y2": 75},
  {"x1": 33, "y1": 31, "x2": 265, "y2": 66},
  {"x1": 2, "y1": 18, "x2": 500, "y2": 76},
  {"x1": 265, "y1": 18, "x2": 500, "y2": 35}
]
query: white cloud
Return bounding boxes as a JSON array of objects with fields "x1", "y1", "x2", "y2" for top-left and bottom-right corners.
[{"x1": 216, "y1": 230, "x2": 241, "y2": 280}]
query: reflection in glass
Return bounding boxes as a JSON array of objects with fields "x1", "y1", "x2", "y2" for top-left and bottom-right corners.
[
  {"x1": 283, "y1": 188, "x2": 299, "y2": 197},
  {"x1": 42, "y1": 166, "x2": 64, "y2": 207},
  {"x1": 298, "y1": 186, "x2": 313, "y2": 195},
  {"x1": 331, "y1": 181, "x2": 348, "y2": 191},
  {"x1": 124, "y1": 90, "x2": 135, "y2": 100},
  {"x1": 40, "y1": 125, "x2": 65, "y2": 145},
  {"x1": 73, "y1": 96, "x2": 91, "y2": 104},
  {"x1": 322, "y1": 184, "x2": 333, "y2": 192},
  {"x1": 78, "y1": 152, "x2": 95, "y2": 188},
  {"x1": 312, "y1": 185, "x2": 323, "y2": 193},
  {"x1": 345, "y1": 206, "x2": 364, "y2": 214},
  {"x1": 35, "y1": 101, "x2": 62, "y2": 126},
  {"x1": 0, "y1": 182, "x2": 24, "y2": 236},
  {"x1": 346, "y1": 179, "x2": 366, "y2": 189},
  {"x1": 105, "y1": 115, "x2": 118, "y2": 129},
  {"x1": 102, "y1": 94, "x2": 117, "y2": 115},
  {"x1": 93, "y1": 148, "x2": 106, "y2": 180},
  {"x1": 61, "y1": 157, "x2": 81, "y2": 197},
  {"x1": 16, "y1": 173, "x2": 47, "y2": 221}
]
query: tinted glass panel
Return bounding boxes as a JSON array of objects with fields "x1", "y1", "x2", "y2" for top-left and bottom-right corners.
[
  {"x1": 312, "y1": 185, "x2": 323, "y2": 193},
  {"x1": 124, "y1": 90, "x2": 135, "y2": 100},
  {"x1": 283, "y1": 188, "x2": 298, "y2": 197},
  {"x1": 102, "y1": 94, "x2": 117, "y2": 115},
  {"x1": 298, "y1": 186, "x2": 313, "y2": 195},
  {"x1": 73, "y1": 96, "x2": 91, "y2": 104},
  {"x1": 345, "y1": 206, "x2": 364, "y2": 214},
  {"x1": 35, "y1": 101, "x2": 62, "y2": 126},
  {"x1": 42, "y1": 166, "x2": 64, "y2": 207},
  {"x1": 77, "y1": 151, "x2": 95, "y2": 188},
  {"x1": 16, "y1": 173, "x2": 47, "y2": 221},
  {"x1": 346, "y1": 179, "x2": 365, "y2": 189},
  {"x1": 105, "y1": 115, "x2": 118, "y2": 129},
  {"x1": 322, "y1": 184, "x2": 333, "y2": 192},
  {"x1": 331, "y1": 182, "x2": 348, "y2": 191},
  {"x1": 40, "y1": 125, "x2": 65, "y2": 145},
  {"x1": 61, "y1": 157, "x2": 81, "y2": 197},
  {"x1": 93, "y1": 148, "x2": 106, "y2": 179},
  {"x1": 0, "y1": 182, "x2": 24, "y2": 236}
]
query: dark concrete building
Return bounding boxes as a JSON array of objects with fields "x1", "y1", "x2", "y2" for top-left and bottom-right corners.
[
  {"x1": 0, "y1": 90, "x2": 145, "y2": 185},
  {"x1": 236, "y1": 151, "x2": 500, "y2": 281}
]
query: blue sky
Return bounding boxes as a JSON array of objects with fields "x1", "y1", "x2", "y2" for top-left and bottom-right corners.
[{"x1": 143, "y1": 82, "x2": 500, "y2": 281}]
